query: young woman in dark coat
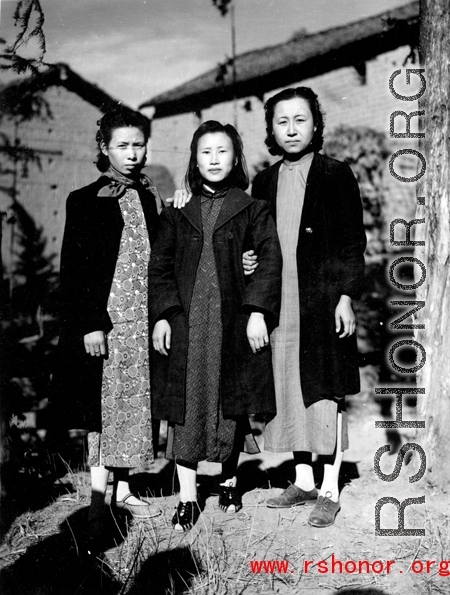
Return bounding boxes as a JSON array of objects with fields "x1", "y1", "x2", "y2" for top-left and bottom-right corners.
[
  {"x1": 52, "y1": 106, "x2": 161, "y2": 551},
  {"x1": 250, "y1": 87, "x2": 366, "y2": 527},
  {"x1": 148, "y1": 121, "x2": 282, "y2": 532}
]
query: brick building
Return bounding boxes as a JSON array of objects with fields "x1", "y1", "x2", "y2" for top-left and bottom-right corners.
[
  {"x1": 141, "y1": 2, "x2": 421, "y2": 239},
  {"x1": 0, "y1": 2, "x2": 421, "y2": 278},
  {"x1": 0, "y1": 64, "x2": 174, "y2": 274}
]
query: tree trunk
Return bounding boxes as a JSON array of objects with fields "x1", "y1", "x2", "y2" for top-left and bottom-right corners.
[{"x1": 415, "y1": 0, "x2": 450, "y2": 486}]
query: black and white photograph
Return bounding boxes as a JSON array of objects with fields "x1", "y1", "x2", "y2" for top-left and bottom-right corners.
[{"x1": 0, "y1": 1, "x2": 448, "y2": 593}]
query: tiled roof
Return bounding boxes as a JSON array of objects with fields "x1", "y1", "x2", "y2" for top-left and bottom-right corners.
[
  {"x1": 140, "y1": 1, "x2": 419, "y2": 119},
  {"x1": 0, "y1": 63, "x2": 132, "y2": 116}
]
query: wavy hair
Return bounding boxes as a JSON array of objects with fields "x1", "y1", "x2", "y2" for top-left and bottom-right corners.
[
  {"x1": 94, "y1": 105, "x2": 150, "y2": 172},
  {"x1": 185, "y1": 120, "x2": 249, "y2": 194},
  {"x1": 264, "y1": 87, "x2": 325, "y2": 156}
]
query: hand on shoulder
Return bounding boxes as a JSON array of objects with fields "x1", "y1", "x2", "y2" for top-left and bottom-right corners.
[{"x1": 166, "y1": 189, "x2": 192, "y2": 209}]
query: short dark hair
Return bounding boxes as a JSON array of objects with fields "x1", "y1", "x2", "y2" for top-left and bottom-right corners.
[
  {"x1": 264, "y1": 87, "x2": 325, "y2": 156},
  {"x1": 185, "y1": 120, "x2": 249, "y2": 194},
  {"x1": 95, "y1": 105, "x2": 150, "y2": 172}
]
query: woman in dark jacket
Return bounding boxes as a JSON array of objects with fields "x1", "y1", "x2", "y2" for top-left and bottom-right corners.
[
  {"x1": 149, "y1": 121, "x2": 282, "y2": 532},
  {"x1": 251, "y1": 87, "x2": 366, "y2": 527},
  {"x1": 52, "y1": 106, "x2": 161, "y2": 550}
]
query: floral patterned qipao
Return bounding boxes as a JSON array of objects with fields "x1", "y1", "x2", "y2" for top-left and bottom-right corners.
[{"x1": 88, "y1": 188, "x2": 153, "y2": 468}]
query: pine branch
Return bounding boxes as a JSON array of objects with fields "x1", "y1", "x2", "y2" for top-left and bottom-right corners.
[
  {"x1": 0, "y1": 133, "x2": 43, "y2": 178},
  {"x1": 10, "y1": 0, "x2": 45, "y2": 53},
  {"x1": 212, "y1": 0, "x2": 232, "y2": 16},
  {"x1": 11, "y1": 0, "x2": 34, "y2": 51},
  {"x1": 0, "y1": 52, "x2": 46, "y2": 76},
  {"x1": 3, "y1": 0, "x2": 47, "y2": 74}
]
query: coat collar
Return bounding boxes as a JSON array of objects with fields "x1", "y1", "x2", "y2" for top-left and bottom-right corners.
[
  {"x1": 179, "y1": 187, "x2": 253, "y2": 234},
  {"x1": 214, "y1": 187, "x2": 253, "y2": 231},
  {"x1": 300, "y1": 153, "x2": 323, "y2": 224},
  {"x1": 179, "y1": 194, "x2": 202, "y2": 233}
]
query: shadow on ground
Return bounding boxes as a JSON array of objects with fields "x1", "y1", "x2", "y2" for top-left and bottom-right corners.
[
  {"x1": 234, "y1": 458, "x2": 359, "y2": 497},
  {"x1": 1, "y1": 501, "x2": 200, "y2": 595},
  {"x1": 0, "y1": 507, "x2": 127, "y2": 595},
  {"x1": 128, "y1": 547, "x2": 200, "y2": 595}
]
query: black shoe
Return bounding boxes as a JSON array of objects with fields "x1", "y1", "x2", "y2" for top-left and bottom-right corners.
[
  {"x1": 218, "y1": 484, "x2": 242, "y2": 513},
  {"x1": 172, "y1": 501, "x2": 201, "y2": 533}
]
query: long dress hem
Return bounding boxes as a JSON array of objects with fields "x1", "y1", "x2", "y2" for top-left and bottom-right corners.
[
  {"x1": 263, "y1": 154, "x2": 349, "y2": 455},
  {"x1": 88, "y1": 187, "x2": 153, "y2": 470}
]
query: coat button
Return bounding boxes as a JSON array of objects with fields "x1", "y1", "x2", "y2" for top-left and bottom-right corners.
[
  {"x1": 305, "y1": 227, "x2": 313, "y2": 234},
  {"x1": 228, "y1": 232, "x2": 234, "y2": 239}
]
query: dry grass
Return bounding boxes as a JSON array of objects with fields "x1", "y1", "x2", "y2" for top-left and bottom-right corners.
[
  {"x1": 2, "y1": 474, "x2": 449, "y2": 595},
  {"x1": 2, "y1": 393, "x2": 450, "y2": 595}
]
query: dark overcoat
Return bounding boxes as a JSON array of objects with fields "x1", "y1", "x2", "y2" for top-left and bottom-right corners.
[
  {"x1": 51, "y1": 176, "x2": 160, "y2": 430},
  {"x1": 148, "y1": 188, "x2": 282, "y2": 425},
  {"x1": 251, "y1": 153, "x2": 366, "y2": 406}
]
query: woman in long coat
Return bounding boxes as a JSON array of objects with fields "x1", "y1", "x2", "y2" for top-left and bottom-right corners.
[
  {"x1": 149, "y1": 120, "x2": 282, "y2": 531},
  {"x1": 54, "y1": 172, "x2": 158, "y2": 431},
  {"x1": 149, "y1": 188, "x2": 281, "y2": 424},
  {"x1": 251, "y1": 87, "x2": 366, "y2": 527},
  {"x1": 51, "y1": 107, "x2": 161, "y2": 552}
]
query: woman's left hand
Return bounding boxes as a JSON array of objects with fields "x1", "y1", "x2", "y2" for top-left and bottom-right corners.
[
  {"x1": 152, "y1": 319, "x2": 171, "y2": 355},
  {"x1": 84, "y1": 330, "x2": 106, "y2": 356},
  {"x1": 247, "y1": 312, "x2": 269, "y2": 353},
  {"x1": 166, "y1": 189, "x2": 192, "y2": 209},
  {"x1": 243, "y1": 250, "x2": 258, "y2": 276},
  {"x1": 335, "y1": 295, "x2": 356, "y2": 338}
]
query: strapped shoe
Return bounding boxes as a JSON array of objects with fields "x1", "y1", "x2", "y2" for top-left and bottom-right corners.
[
  {"x1": 308, "y1": 492, "x2": 341, "y2": 527},
  {"x1": 218, "y1": 484, "x2": 242, "y2": 513},
  {"x1": 114, "y1": 493, "x2": 161, "y2": 519},
  {"x1": 172, "y1": 501, "x2": 201, "y2": 533},
  {"x1": 266, "y1": 484, "x2": 318, "y2": 508}
]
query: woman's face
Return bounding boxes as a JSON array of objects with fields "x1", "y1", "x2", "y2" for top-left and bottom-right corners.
[
  {"x1": 101, "y1": 126, "x2": 147, "y2": 176},
  {"x1": 272, "y1": 97, "x2": 316, "y2": 156},
  {"x1": 196, "y1": 132, "x2": 235, "y2": 187}
]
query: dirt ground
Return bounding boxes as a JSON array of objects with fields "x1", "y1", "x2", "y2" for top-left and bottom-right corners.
[{"x1": 1, "y1": 366, "x2": 449, "y2": 595}]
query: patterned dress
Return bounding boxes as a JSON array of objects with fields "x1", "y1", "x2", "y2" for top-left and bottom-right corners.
[
  {"x1": 168, "y1": 192, "x2": 238, "y2": 465},
  {"x1": 264, "y1": 153, "x2": 349, "y2": 455},
  {"x1": 88, "y1": 188, "x2": 153, "y2": 468}
]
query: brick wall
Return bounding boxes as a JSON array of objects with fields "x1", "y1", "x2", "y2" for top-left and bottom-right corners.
[
  {"x1": 1, "y1": 46, "x2": 422, "y2": 276},
  {"x1": 1, "y1": 86, "x2": 175, "y2": 273},
  {"x1": 150, "y1": 45, "x2": 422, "y2": 238},
  {"x1": 1, "y1": 86, "x2": 101, "y2": 271}
]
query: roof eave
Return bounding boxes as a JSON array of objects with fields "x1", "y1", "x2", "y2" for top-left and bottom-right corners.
[
  {"x1": 0, "y1": 63, "x2": 140, "y2": 117},
  {"x1": 142, "y1": 3, "x2": 419, "y2": 120}
]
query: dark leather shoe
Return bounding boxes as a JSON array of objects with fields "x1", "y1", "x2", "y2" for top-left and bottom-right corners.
[
  {"x1": 266, "y1": 484, "x2": 318, "y2": 508},
  {"x1": 218, "y1": 484, "x2": 242, "y2": 513},
  {"x1": 172, "y1": 501, "x2": 201, "y2": 533},
  {"x1": 308, "y1": 492, "x2": 341, "y2": 527}
]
